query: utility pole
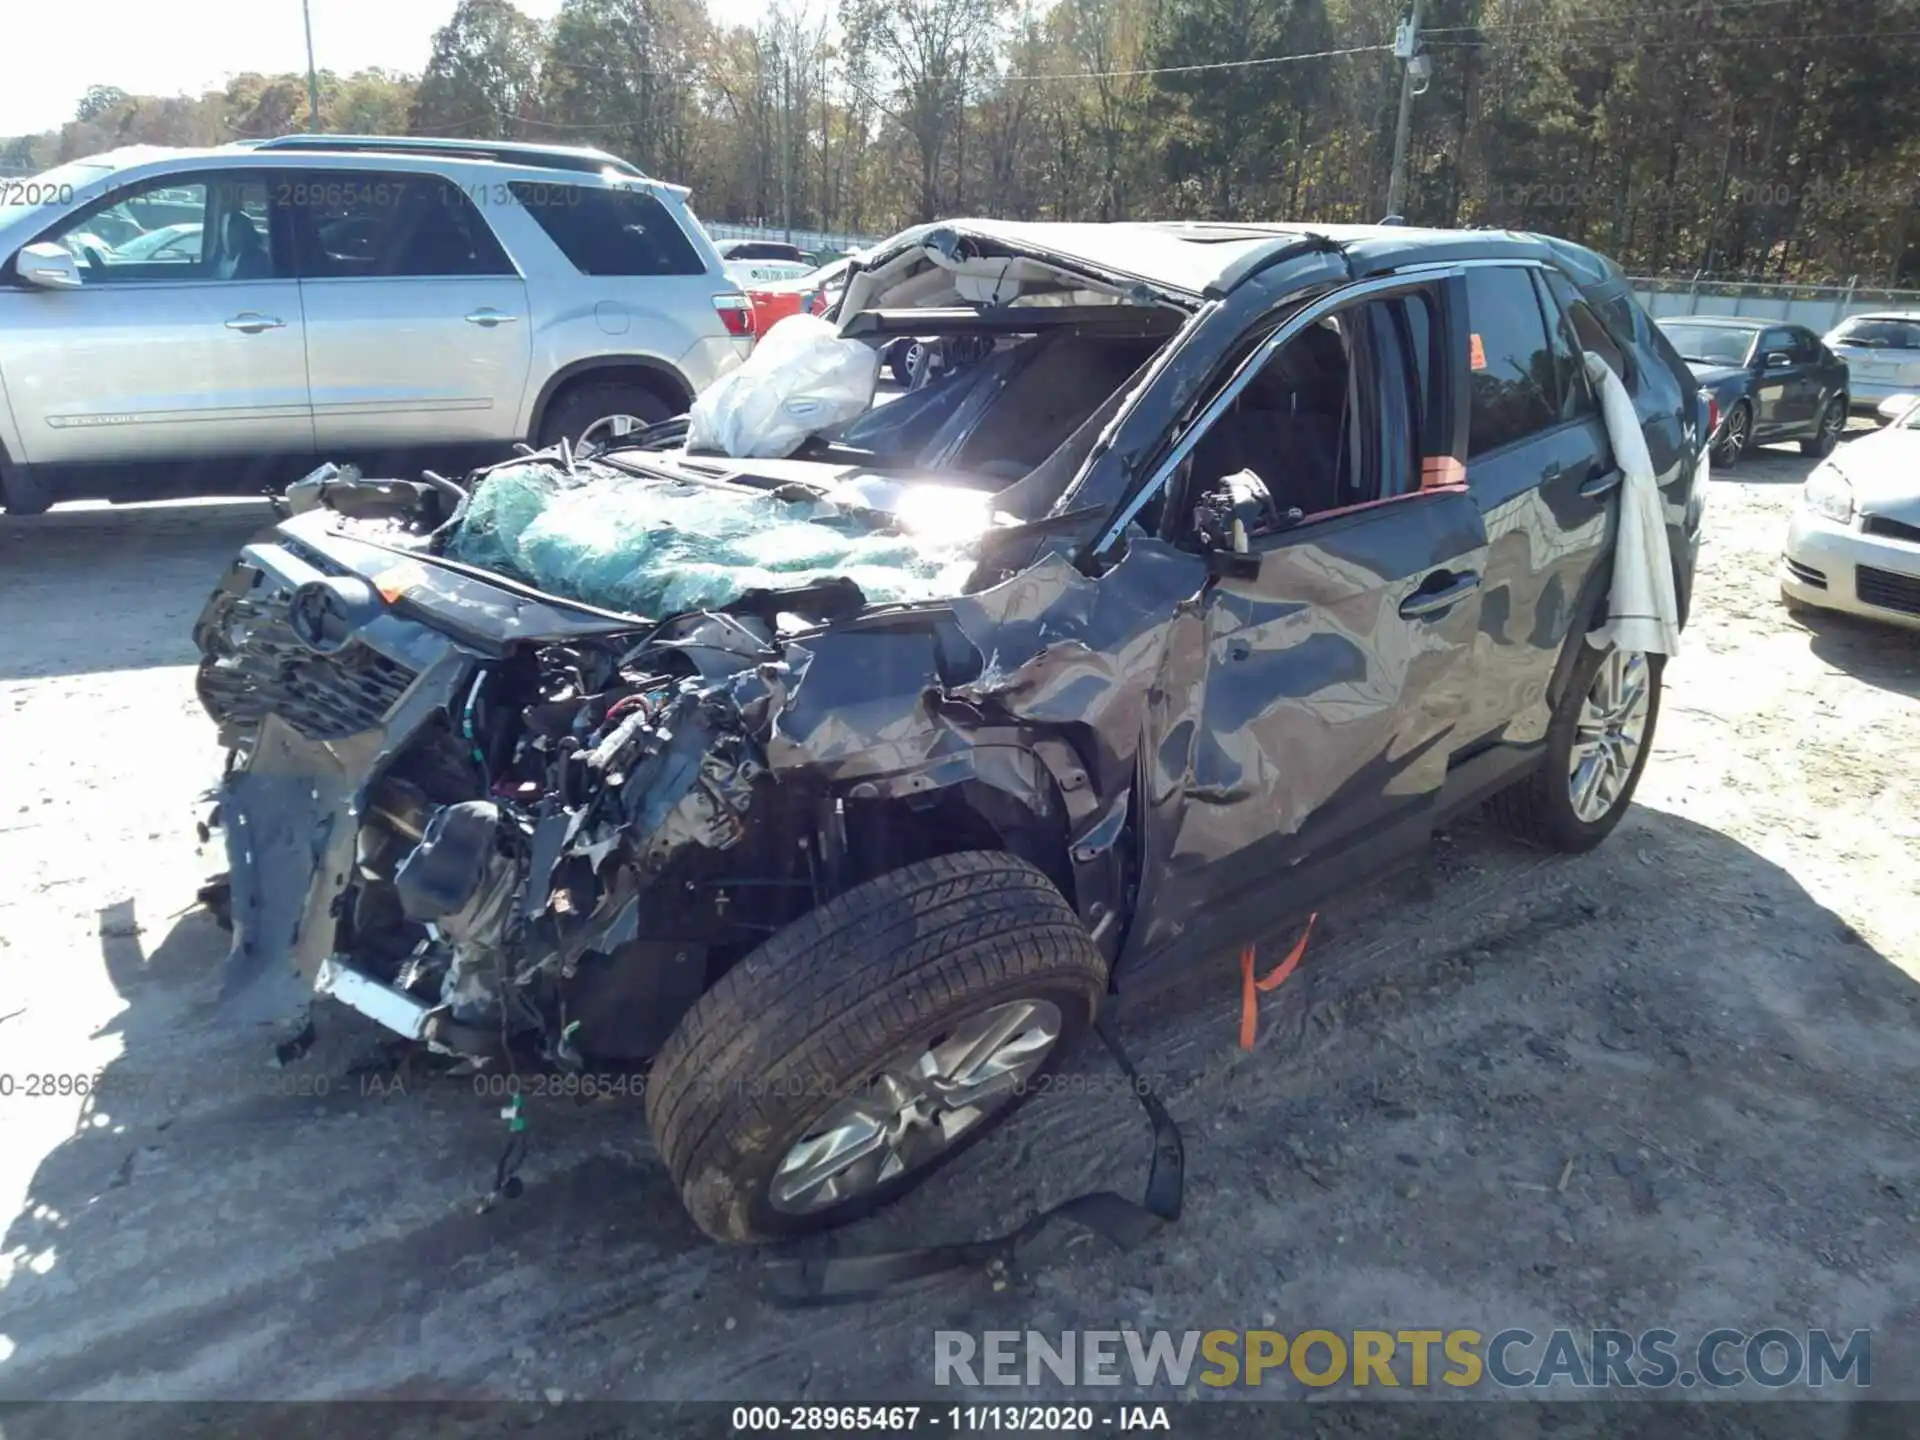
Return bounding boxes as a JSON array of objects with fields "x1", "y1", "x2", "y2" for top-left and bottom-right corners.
[
  {"x1": 1385, "y1": 0, "x2": 1423, "y2": 218},
  {"x1": 301, "y1": 0, "x2": 321, "y2": 132},
  {"x1": 780, "y1": 54, "x2": 793, "y2": 244}
]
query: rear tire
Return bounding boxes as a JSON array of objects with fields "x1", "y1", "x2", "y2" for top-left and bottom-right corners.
[
  {"x1": 646, "y1": 851, "x2": 1108, "y2": 1244},
  {"x1": 536, "y1": 381, "x2": 674, "y2": 455},
  {"x1": 1487, "y1": 641, "x2": 1663, "y2": 854},
  {"x1": 1800, "y1": 396, "x2": 1846, "y2": 457}
]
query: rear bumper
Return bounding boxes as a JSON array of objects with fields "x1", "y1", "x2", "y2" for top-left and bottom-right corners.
[
  {"x1": 1780, "y1": 505, "x2": 1920, "y2": 631},
  {"x1": 1844, "y1": 376, "x2": 1919, "y2": 409}
]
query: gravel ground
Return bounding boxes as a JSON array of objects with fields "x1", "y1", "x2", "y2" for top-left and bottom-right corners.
[{"x1": 1, "y1": 433, "x2": 1916, "y2": 1426}]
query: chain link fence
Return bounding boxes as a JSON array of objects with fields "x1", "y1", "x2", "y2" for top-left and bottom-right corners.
[{"x1": 1630, "y1": 276, "x2": 1920, "y2": 334}]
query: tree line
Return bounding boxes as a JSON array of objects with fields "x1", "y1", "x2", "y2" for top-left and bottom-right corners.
[{"x1": 6, "y1": 0, "x2": 1918, "y2": 286}]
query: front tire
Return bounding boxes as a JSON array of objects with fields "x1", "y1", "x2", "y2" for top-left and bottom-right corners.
[
  {"x1": 1711, "y1": 401, "x2": 1750, "y2": 467},
  {"x1": 1800, "y1": 396, "x2": 1846, "y2": 457},
  {"x1": 0, "y1": 460, "x2": 51, "y2": 516},
  {"x1": 1487, "y1": 642, "x2": 1662, "y2": 854},
  {"x1": 646, "y1": 851, "x2": 1109, "y2": 1244}
]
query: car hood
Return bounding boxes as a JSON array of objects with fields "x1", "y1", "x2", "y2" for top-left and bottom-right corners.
[
  {"x1": 1685, "y1": 363, "x2": 1749, "y2": 388},
  {"x1": 1827, "y1": 426, "x2": 1920, "y2": 516}
]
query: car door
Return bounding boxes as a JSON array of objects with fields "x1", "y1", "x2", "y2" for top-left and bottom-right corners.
[
  {"x1": 1787, "y1": 327, "x2": 1832, "y2": 423},
  {"x1": 1751, "y1": 325, "x2": 1804, "y2": 435},
  {"x1": 1450, "y1": 265, "x2": 1620, "y2": 756},
  {"x1": 1127, "y1": 274, "x2": 1491, "y2": 970},
  {"x1": 0, "y1": 168, "x2": 313, "y2": 467},
  {"x1": 288, "y1": 169, "x2": 532, "y2": 460}
]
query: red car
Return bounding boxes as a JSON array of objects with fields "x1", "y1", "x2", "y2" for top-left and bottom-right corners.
[{"x1": 742, "y1": 256, "x2": 858, "y2": 341}]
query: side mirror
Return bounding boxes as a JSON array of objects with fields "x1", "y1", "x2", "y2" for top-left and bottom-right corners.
[
  {"x1": 14, "y1": 242, "x2": 83, "y2": 291},
  {"x1": 1763, "y1": 351, "x2": 1792, "y2": 370},
  {"x1": 1193, "y1": 468, "x2": 1284, "y2": 548}
]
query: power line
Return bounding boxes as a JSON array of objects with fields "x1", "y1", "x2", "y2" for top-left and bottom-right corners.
[
  {"x1": 538, "y1": 39, "x2": 1389, "y2": 89},
  {"x1": 520, "y1": 39, "x2": 1393, "y2": 132},
  {"x1": 1426, "y1": 28, "x2": 1920, "y2": 49},
  {"x1": 1424, "y1": 0, "x2": 1814, "y2": 36}
]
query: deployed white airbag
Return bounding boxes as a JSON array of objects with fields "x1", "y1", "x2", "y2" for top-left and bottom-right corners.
[
  {"x1": 1585, "y1": 351, "x2": 1683, "y2": 657},
  {"x1": 688, "y1": 314, "x2": 880, "y2": 459}
]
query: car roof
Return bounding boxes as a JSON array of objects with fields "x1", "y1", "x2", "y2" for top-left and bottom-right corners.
[
  {"x1": 874, "y1": 218, "x2": 1589, "y2": 298},
  {"x1": 46, "y1": 138, "x2": 664, "y2": 190},
  {"x1": 1838, "y1": 311, "x2": 1920, "y2": 322}
]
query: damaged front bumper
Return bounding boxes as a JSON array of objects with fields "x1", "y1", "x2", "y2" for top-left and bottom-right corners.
[{"x1": 195, "y1": 506, "x2": 724, "y2": 1048}]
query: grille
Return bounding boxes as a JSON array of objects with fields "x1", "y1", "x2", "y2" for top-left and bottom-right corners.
[
  {"x1": 1861, "y1": 514, "x2": 1920, "y2": 546},
  {"x1": 1856, "y1": 565, "x2": 1920, "y2": 618},
  {"x1": 198, "y1": 598, "x2": 418, "y2": 742}
]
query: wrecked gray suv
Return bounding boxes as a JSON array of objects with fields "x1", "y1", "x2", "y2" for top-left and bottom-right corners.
[{"x1": 192, "y1": 220, "x2": 1709, "y2": 1243}]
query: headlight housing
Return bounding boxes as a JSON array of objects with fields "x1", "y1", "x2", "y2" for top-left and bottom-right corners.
[{"x1": 1803, "y1": 461, "x2": 1854, "y2": 523}]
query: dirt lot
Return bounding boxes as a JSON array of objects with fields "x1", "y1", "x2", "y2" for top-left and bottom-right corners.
[{"x1": 1, "y1": 434, "x2": 1916, "y2": 1423}]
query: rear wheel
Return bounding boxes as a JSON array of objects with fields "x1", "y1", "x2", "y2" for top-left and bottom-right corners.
[
  {"x1": 536, "y1": 381, "x2": 674, "y2": 456},
  {"x1": 1487, "y1": 642, "x2": 1662, "y2": 853},
  {"x1": 646, "y1": 851, "x2": 1108, "y2": 1243},
  {"x1": 1800, "y1": 396, "x2": 1846, "y2": 457},
  {"x1": 1711, "y1": 401, "x2": 1750, "y2": 467}
]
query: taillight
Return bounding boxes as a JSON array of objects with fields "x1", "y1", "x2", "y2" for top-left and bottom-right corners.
[
  {"x1": 1704, "y1": 392, "x2": 1720, "y2": 436},
  {"x1": 712, "y1": 292, "x2": 755, "y2": 339}
]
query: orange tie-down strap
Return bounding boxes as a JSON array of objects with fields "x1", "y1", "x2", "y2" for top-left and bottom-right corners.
[
  {"x1": 1421, "y1": 456, "x2": 1467, "y2": 490},
  {"x1": 1239, "y1": 912, "x2": 1318, "y2": 1051}
]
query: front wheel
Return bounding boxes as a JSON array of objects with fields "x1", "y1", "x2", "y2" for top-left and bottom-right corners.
[
  {"x1": 1800, "y1": 396, "x2": 1846, "y2": 457},
  {"x1": 1711, "y1": 401, "x2": 1750, "y2": 467},
  {"x1": 1487, "y1": 642, "x2": 1662, "y2": 853},
  {"x1": 645, "y1": 851, "x2": 1109, "y2": 1243}
]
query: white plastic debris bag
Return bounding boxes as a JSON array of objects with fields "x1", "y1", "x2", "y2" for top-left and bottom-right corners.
[
  {"x1": 1584, "y1": 351, "x2": 1683, "y2": 657},
  {"x1": 687, "y1": 314, "x2": 880, "y2": 459}
]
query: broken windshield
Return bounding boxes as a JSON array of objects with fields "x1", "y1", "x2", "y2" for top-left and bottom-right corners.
[{"x1": 445, "y1": 458, "x2": 978, "y2": 618}]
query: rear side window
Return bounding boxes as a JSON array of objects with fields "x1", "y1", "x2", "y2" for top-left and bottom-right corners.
[
  {"x1": 1835, "y1": 318, "x2": 1920, "y2": 350},
  {"x1": 1464, "y1": 267, "x2": 1559, "y2": 458},
  {"x1": 289, "y1": 172, "x2": 513, "y2": 278},
  {"x1": 511, "y1": 183, "x2": 706, "y2": 276}
]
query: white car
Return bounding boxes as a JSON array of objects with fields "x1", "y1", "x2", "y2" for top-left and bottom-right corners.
[
  {"x1": 1822, "y1": 312, "x2": 1920, "y2": 415},
  {"x1": 1782, "y1": 393, "x2": 1920, "y2": 629}
]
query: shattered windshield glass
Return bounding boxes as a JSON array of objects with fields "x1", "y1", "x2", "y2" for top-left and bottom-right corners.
[{"x1": 445, "y1": 458, "x2": 978, "y2": 617}]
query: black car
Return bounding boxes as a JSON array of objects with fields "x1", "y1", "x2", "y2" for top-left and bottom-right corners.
[
  {"x1": 192, "y1": 220, "x2": 1709, "y2": 1245},
  {"x1": 1656, "y1": 315, "x2": 1850, "y2": 465}
]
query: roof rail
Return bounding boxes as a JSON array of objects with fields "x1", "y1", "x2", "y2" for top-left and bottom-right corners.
[{"x1": 247, "y1": 134, "x2": 648, "y2": 179}]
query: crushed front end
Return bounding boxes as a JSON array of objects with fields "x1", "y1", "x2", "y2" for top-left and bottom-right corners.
[{"x1": 191, "y1": 480, "x2": 897, "y2": 1069}]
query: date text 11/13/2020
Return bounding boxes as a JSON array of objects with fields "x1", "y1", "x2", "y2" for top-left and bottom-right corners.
[{"x1": 730, "y1": 1406, "x2": 1173, "y2": 1433}]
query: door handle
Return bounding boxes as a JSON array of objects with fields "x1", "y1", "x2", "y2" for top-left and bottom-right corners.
[
  {"x1": 465, "y1": 309, "x2": 518, "y2": 327},
  {"x1": 1579, "y1": 471, "x2": 1623, "y2": 499},
  {"x1": 224, "y1": 313, "x2": 284, "y2": 333},
  {"x1": 1399, "y1": 570, "x2": 1481, "y2": 619}
]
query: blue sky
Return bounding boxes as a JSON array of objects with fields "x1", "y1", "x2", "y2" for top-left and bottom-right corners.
[{"x1": 4, "y1": 0, "x2": 760, "y2": 139}]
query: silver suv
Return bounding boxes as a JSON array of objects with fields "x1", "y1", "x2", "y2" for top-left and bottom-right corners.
[{"x1": 0, "y1": 135, "x2": 752, "y2": 515}]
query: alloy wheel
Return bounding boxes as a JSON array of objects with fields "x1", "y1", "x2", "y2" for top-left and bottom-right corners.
[
  {"x1": 768, "y1": 998, "x2": 1063, "y2": 1214},
  {"x1": 1720, "y1": 404, "x2": 1749, "y2": 460},
  {"x1": 1567, "y1": 649, "x2": 1653, "y2": 824},
  {"x1": 575, "y1": 412, "x2": 653, "y2": 455}
]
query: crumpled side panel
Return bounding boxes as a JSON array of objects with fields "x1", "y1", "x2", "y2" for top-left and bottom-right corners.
[
  {"x1": 948, "y1": 542, "x2": 1208, "y2": 790},
  {"x1": 447, "y1": 460, "x2": 975, "y2": 618}
]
